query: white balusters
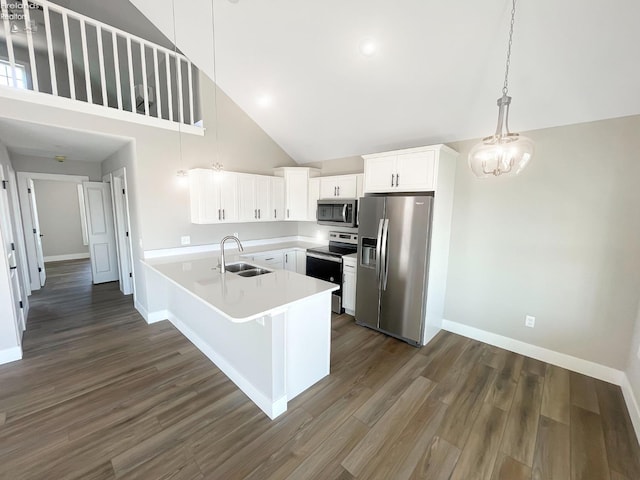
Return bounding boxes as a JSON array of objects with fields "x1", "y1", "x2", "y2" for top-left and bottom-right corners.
[
  {"x1": 22, "y1": 1, "x2": 38, "y2": 92},
  {"x1": 42, "y1": 2, "x2": 57, "y2": 95},
  {"x1": 112, "y1": 31, "x2": 123, "y2": 110},
  {"x1": 1, "y1": 1, "x2": 18, "y2": 88},
  {"x1": 140, "y1": 43, "x2": 149, "y2": 116},
  {"x1": 80, "y1": 19, "x2": 92, "y2": 103},
  {"x1": 176, "y1": 56, "x2": 184, "y2": 124},
  {"x1": 126, "y1": 37, "x2": 135, "y2": 112},
  {"x1": 188, "y1": 61, "x2": 194, "y2": 125},
  {"x1": 153, "y1": 48, "x2": 162, "y2": 119},
  {"x1": 96, "y1": 25, "x2": 108, "y2": 106},
  {"x1": 61, "y1": 12, "x2": 76, "y2": 100},
  {"x1": 165, "y1": 51, "x2": 174, "y2": 122}
]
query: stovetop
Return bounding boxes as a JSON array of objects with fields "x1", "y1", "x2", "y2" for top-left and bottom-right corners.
[{"x1": 307, "y1": 243, "x2": 356, "y2": 257}]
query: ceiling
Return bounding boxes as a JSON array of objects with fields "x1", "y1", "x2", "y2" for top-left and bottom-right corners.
[{"x1": 0, "y1": 118, "x2": 131, "y2": 162}]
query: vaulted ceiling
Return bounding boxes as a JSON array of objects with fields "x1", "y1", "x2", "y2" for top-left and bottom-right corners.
[{"x1": 116, "y1": 1, "x2": 640, "y2": 162}]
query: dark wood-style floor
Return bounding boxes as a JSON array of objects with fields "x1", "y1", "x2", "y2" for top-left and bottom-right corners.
[{"x1": 0, "y1": 259, "x2": 639, "y2": 480}]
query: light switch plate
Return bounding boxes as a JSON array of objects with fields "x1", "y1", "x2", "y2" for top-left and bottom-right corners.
[
  {"x1": 180, "y1": 235, "x2": 191, "y2": 246},
  {"x1": 525, "y1": 315, "x2": 535, "y2": 328}
]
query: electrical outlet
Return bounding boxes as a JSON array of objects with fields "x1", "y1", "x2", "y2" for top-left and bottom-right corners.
[
  {"x1": 525, "y1": 315, "x2": 535, "y2": 328},
  {"x1": 180, "y1": 235, "x2": 191, "y2": 246}
]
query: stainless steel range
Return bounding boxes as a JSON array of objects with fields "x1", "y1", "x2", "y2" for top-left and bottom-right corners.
[{"x1": 306, "y1": 231, "x2": 358, "y2": 314}]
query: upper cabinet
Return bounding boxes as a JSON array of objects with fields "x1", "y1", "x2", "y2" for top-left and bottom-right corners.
[
  {"x1": 273, "y1": 167, "x2": 320, "y2": 221},
  {"x1": 319, "y1": 175, "x2": 358, "y2": 199},
  {"x1": 237, "y1": 173, "x2": 272, "y2": 222},
  {"x1": 308, "y1": 177, "x2": 320, "y2": 221},
  {"x1": 271, "y1": 177, "x2": 285, "y2": 221},
  {"x1": 363, "y1": 145, "x2": 457, "y2": 193},
  {"x1": 189, "y1": 169, "x2": 238, "y2": 224}
]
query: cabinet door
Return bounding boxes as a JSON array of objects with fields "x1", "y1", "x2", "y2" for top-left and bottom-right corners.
[
  {"x1": 189, "y1": 169, "x2": 221, "y2": 223},
  {"x1": 284, "y1": 250, "x2": 297, "y2": 272},
  {"x1": 218, "y1": 172, "x2": 238, "y2": 222},
  {"x1": 285, "y1": 170, "x2": 308, "y2": 220},
  {"x1": 342, "y1": 265, "x2": 356, "y2": 313},
  {"x1": 253, "y1": 251, "x2": 284, "y2": 269},
  {"x1": 271, "y1": 177, "x2": 285, "y2": 220},
  {"x1": 356, "y1": 174, "x2": 364, "y2": 199},
  {"x1": 335, "y1": 176, "x2": 357, "y2": 198},
  {"x1": 308, "y1": 178, "x2": 320, "y2": 221},
  {"x1": 319, "y1": 177, "x2": 337, "y2": 199},
  {"x1": 364, "y1": 157, "x2": 396, "y2": 193},
  {"x1": 237, "y1": 174, "x2": 256, "y2": 222},
  {"x1": 295, "y1": 250, "x2": 306, "y2": 275},
  {"x1": 255, "y1": 176, "x2": 271, "y2": 221},
  {"x1": 395, "y1": 151, "x2": 436, "y2": 191}
]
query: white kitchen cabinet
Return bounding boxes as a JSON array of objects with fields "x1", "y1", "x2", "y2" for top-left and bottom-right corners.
[
  {"x1": 250, "y1": 251, "x2": 284, "y2": 269},
  {"x1": 319, "y1": 175, "x2": 358, "y2": 199},
  {"x1": 189, "y1": 169, "x2": 238, "y2": 224},
  {"x1": 307, "y1": 178, "x2": 320, "y2": 221},
  {"x1": 271, "y1": 177, "x2": 285, "y2": 221},
  {"x1": 363, "y1": 145, "x2": 454, "y2": 193},
  {"x1": 342, "y1": 255, "x2": 357, "y2": 316},
  {"x1": 238, "y1": 174, "x2": 272, "y2": 222},
  {"x1": 295, "y1": 250, "x2": 306, "y2": 275},
  {"x1": 273, "y1": 167, "x2": 320, "y2": 221},
  {"x1": 284, "y1": 250, "x2": 297, "y2": 272},
  {"x1": 356, "y1": 174, "x2": 364, "y2": 199}
]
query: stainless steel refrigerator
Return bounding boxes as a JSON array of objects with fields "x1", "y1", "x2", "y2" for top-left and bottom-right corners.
[{"x1": 355, "y1": 194, "x2": 434, "y2": 346}]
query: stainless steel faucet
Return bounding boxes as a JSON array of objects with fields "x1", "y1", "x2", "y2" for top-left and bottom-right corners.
[{"x1": 219, "y1": 235, "x2": 244, "y2": 273}]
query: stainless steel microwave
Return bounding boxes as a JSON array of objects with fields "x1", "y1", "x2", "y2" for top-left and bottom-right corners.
[{"x1": 317, "y1": 199, "x2": 358, "y2": 227}]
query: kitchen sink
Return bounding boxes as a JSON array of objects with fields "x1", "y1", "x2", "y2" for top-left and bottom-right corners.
[
  {"x1": 237, "y1": 268, "x2": 272, "y2": 277},
  {"x1": 224, "y1": 262, "x2": 258, "y2": 273}
]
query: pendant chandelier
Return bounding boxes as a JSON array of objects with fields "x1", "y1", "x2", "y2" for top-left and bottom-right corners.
[{"x1": 468, "y1": 0, "x2": 534, "y2": 178}]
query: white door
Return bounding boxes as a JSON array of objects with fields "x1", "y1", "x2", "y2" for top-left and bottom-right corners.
[
  {"x1": 271, "y1": 177, "x2": 285, "y2": 221},
  {"x1": 254, "y1": 176, "x2": 271, "y2": 221},
  {"x1": 111, "y1": 174, "x2": 133, "y2": 295},
  {"x1": 284, "y1": 250, "x2": 297, "y2": 272},
  {"x1": 395, "y1": 151, "x2": 436, "y2": 191},
  {"x1": 218, "y1": 172, "x2": 238, "y2": 223},
  {"x1": 83, "y1": 182, "x2": 119, "y2": 284},
  {"x1": 364, "y1": 157, "x2": 397, "y2": 193},
  {"x1": 27, "y1": 179, "x2": 46, "y2": 286},
  {"x1": 307, "y1": 178, "x2": 320, "y2": 221},
  {"x1": 237, "y1": 174, "x2": 256, "y2": 222},
  {"x1": 1, "y1": 171, "x2": 25, "y2": 333},
  {"x1": 335, "y1": 176, "x2": 358, "y2": 198},
  {"x1": 285, "y1": 170, "x2": 308, "y2": 220},
  {"x1": 319, "y1": 178, "x2": 337, "y2": 199}
]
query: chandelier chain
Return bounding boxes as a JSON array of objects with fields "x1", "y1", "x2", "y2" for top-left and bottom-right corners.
[{"x1": 502, "y1": 0, "x2": 517, "y2": 95}]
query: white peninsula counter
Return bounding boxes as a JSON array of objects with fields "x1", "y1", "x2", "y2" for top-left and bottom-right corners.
[{"x1": 141, "y1": 253, "x2": 338, "y2": 419}]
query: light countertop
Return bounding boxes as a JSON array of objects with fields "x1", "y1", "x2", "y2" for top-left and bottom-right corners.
[{"x1": 144, "y1": 254, "x2": 338, "y2": 323}]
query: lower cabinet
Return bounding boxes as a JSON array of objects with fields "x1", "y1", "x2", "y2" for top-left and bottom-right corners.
[
  {"x1": 241, "y1": 248, "x2": 307, "y2": 275},
  {"x1": 284, "y1": 250, "x2": 297, "y2": 272},
  {"x1": 342, "y1": 256, "x2": 357, "y2": 316}
]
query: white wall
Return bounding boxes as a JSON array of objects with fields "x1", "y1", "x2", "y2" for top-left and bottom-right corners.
[
  {"x1": 33, "y1": 180, "x2": 88, "y2": 259},
  {"x1": 627, "y1": 303, "x2": 640, "y2": 408},
  {"x1": 11, "y1": 154, "x2": 103, "y2": 180},
  {"x1": 445, "y1": 115, "x2": 640, "y2": 370}
]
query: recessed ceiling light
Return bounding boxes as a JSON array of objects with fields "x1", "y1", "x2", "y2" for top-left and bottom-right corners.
[
  {"x1": 256, "y1": 94, "x2": 273, "y2": 108},
  {"x1": 358, "y1": 38, "x2": 377, "y2": 57}
]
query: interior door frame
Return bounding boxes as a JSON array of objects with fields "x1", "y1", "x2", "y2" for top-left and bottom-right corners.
[{"x1": 16, "y1": 172, "x2": 89, "y2": 291}]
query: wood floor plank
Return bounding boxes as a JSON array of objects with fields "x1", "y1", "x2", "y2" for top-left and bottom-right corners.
[
  {"x1": 450, "y1": 402, "x2": 508, "y2": 480},
  {"x1": 500, "y1": 372, "x2": 544, "y2": 466},
  {"x1": 341, "y1": 376, "x2": 435, "y2": 476},
  {"x1": 569, "y1": 371, "x2": 600, "y2": 414},
  {"x1": 540, "y1": 364, "x2": 570, "y2": 425},
  {"x1": 532, "y1": 415, "x2": 570, "y2": 480},
  {"x1": 571, "y1": 405, "x2": 611, "y2": 480},
  {"x1": 594, "y1": 381, "x2": 640, "y2": 479},
  {"x1": 409, "y1": 436, "x2": 461, "y2": 480},
  {"x1": 1, "y1": 260, "x2": 637, "y2": 480},
  {"x1": 491, "y1": 453, "x2": 531, "y2": 480}
]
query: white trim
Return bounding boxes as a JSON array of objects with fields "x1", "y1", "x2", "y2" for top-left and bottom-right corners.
[
  {"x1": 0, "y1": 86, "x2": 205, "y2": 136},
  {"x1": 44, "y1": 253, "x2": 90, "y2": 262},
  {"x1": 167, "y1": 311, "x2": 286, "y2": 419},
  {"x1": 134, "y1": 299, "x2": 149, "y2": 322},
  {"x1": 621, "y1": 375, "x2": 640, "y2": 442},
  {"x1": 0, "y1": 346, "x2": 22, "y2": 365},
  {"x1": 441, "y1": 319, "x2": 625, "y2": 385},
  {"x1": 147, "y1": 310, "x2": 169, "y2": 324},
  {"x1": 143, "y1": 235, "x2": 324, "y2": 259}
]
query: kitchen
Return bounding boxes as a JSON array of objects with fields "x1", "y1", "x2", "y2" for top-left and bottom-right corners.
[{"x1": 0, "y1": 0, "x2": 639, "y2": 478}]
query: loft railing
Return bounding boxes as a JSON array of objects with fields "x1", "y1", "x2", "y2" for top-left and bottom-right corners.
[{"x1": 0, "y1": 0, "x2": 201, "y2": 128}]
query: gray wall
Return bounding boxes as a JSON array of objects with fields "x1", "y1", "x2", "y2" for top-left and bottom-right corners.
[
  {"x1": 33, "y1": 180, "x2": 88, "y2": 259},
  {"x1": 11, "y1": 154, "x2": 102, "y2": 180},
  {"x1": 306, "y1": 155, "x2": 364, "y2": 175},
  {"x1": 445, "y1": 115, "x2": 640, "y2": 370}
]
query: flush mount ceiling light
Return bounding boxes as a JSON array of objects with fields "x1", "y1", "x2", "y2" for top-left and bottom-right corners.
[
  {"x1": 358, "y1": 38, "x2": 377, "y2": 57},
  {"x1": 211, "y1": 162, "x2": 224, "y2": 172},
  {"x1": 256, "y1": 94, "x2": 272, "y2": 108},
  {"x1": 468, "y1": 0, "x2": 534, "y2": 178}
]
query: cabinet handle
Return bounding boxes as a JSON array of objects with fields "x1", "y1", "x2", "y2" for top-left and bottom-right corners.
[
  {"x1": 223, "y1": 209, "x2": 225, "y2": 220},
  {"x1": 274, "y1": 209, "x2": 276, "y2": 218},
  {"x1": 254, "y1": 209, "x2": 257, "y2": 219},
  {"x1": 258, "y1": 209, "x2": 261, "y2": 219},
  {"x1": 334, "y1": 186, "x2": 337, "y2": 196},
  {"x1": 287, "y1": 209, "x2": 290, "y2": 218},
  {"x1": 391, "y1": 174, "x2": 395, "y2": 187},
  {"x1": 285, "y1": 254, "x2": 288, "y2": 262},
  {"x1": 396, "y1": 173, "x2": 399, "y2": 186},
  {"x1": 218, "y1": 209, "x2": 221, "y2": 220},
  {"x1": 265, "y1": 257, "x2": 274, "y2": 261},
  {"x1": 337, "y1": 186, "x2": 340, "y2": 196}
]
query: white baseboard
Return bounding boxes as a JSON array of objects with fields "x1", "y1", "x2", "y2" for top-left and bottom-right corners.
[
  {"x1": 441, "y1": 319, "x2": 624, "y2": 385},
  {"x1": 134, "y1": 300, "x2": 149, "y2": 322},
  {"x1": 0, "y1": 346, "x2": 22, "y2": 365},
  {"x1": 621, "y1": 375, "x2": 640, "y2": 443},
  {"x1": 148, "y1": 310, "x2": 169, "y2": 324},
  {"x1": 168, "y1": 312, "x2": 285, "y2": 419},
  {"x1": 44, "y1": 253, "x2": 90, "y2": 263}
]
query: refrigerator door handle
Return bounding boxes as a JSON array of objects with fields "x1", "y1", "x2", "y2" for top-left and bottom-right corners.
[
  {"x1": 375, "y1": 218, "x2": 384, "y2": 281},
  {"x1": 381, "y1": 219, "x2": 390, "y2": 290}
]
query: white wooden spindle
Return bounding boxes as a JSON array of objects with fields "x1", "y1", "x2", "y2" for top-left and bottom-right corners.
[
  {"x1": 153, "y1": 48, "x2": 162, "y2": 119},
  {"x1": 80, "y1": 19, "x2": 92, "y2": 103},
  {"x1": 112, "y1": 31, "x2": 122, "y2": 110},
  {"x1": 187, "y1": 61, "x2": 194, "y2": 125},
  {"x1": 140, "y1": 43, "x2": 149, "y2": 116},
  {"x1": 22, "y1": 2, "x2": 39, "y2": 92},
  {"x1": 126, "y1": 37, "x2": 135, "y2": 112},
  {"x1": 42, "y1": 3, "x2": 58, "y2": 95},
  {"x1": 62, "y1": 12, "x2": 76, "y2": 100},
  {"x1": 96, "y1": 25, "x2": 107, "y2": 106},
  {"x1": 1, "y1": 2, "x2": 17, "y2": 88},
  {"x1": 165, "y1": 51, "x2": 173, "y2": 121},
  {"x1": 176, "y1": 56, "x2": 184, "y2": 124}
]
